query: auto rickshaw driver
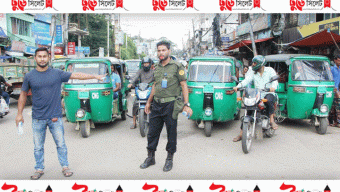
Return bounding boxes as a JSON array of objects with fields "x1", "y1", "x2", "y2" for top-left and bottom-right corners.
[
  {"x1": 111, "y1": 64, "x2": 121, "y2": 100},
  {"x1": 233, "y1": 55, "x2": 279, "y2": 142}
]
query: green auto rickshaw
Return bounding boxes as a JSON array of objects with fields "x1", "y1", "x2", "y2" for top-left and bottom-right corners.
[
  {"x1": 187, "y1": 56, "x2": 242, "y2": 137},
  {"x1": 265, "y1": 54, "x2": 334, "y2": 134},
  {"x1": 51, "y1": 58, "x2": 69, "y2": 70},
  {"x1": 63, "y1": 58, "x2": 128, "y2": 138}
]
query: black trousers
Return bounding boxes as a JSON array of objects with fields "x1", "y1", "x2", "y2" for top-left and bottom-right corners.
[
  {"x1": 147, "y1": 100, "x2": 177, "y2": 154},
  {"x1": 264, "y1": 94, "x2": 276, "y2": 115}
]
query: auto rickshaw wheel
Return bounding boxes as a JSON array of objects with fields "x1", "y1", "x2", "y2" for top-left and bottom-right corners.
[
  {"x1": 316, "y1": 117, "x2": 328, "y2": 135},
  {"x1": 80, "y1": 120, "x2": 91, "y2": 138},
  {"x1": 242, "y1": 122, "x2": 253, "y2": 154},
  {"x1": 204, "y1": 121, "x2": 212, "y2": 137},
  {"x1": 121, "y1": 111, "x2": 126, "y2": 120},
  {"x1": 139, "y1": 109, "x2": 147, "y2": 137}
]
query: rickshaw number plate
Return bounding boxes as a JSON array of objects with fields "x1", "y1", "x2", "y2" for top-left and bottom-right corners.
[
  {"x1": 78, "y1": 91, "x2": 90, "y2": 99},
  {"x1": 215, "y1": 92, "x2": 223, "y2": 100},
  {"x1": 92, "y1": 92, "x2": 99, "y2": 99},
  {"x1": 326, "y1": 91, "x2": 332, "y2": 98}
]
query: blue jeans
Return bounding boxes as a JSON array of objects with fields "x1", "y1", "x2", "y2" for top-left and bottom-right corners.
[
  {"x1": 32, "y1": 118, "x2": 69, "y2": 171},
  {"x1": 1, "y1": 91, "x2": 10, "y2": 105},
  {"x1": 113, "y1": 92, "x2": 118, "y2": 99}
]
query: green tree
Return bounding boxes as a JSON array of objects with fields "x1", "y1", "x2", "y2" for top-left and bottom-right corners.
[
  {"x1": 120, "y1": 34, "x2": 139, "y2": 60},
  {"x1": 68, "y1": 14, "x2": 115, "y2": 57}
]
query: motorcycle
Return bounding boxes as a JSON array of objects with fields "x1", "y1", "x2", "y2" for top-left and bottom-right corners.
[
  {"x1": 235, "y1": 75, "x2": 280, "y2": 154},
  {"x1": 0, "y1": 83, "x2": 10, "y2": 118},
  {"x1": 135, "y1": 83, "x2": 152, "y2": 137}
]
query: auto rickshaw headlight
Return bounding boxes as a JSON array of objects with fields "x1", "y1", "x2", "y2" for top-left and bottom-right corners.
[
  {"x1": 205, "y1": 108, "x2": 213, "y2": 116},
  {"x1": 76, "y1": 109, "x2": 86, "y2": 118},
  {"x1": 320, "y1": 104, "x2": 328, "y2": 113}
]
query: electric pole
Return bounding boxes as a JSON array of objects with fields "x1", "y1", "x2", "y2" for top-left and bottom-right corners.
[{"x1": 248, "y1": 13, "x2": 258, "y2": 56}]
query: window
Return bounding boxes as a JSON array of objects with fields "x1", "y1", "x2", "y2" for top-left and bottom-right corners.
[
  {"x1": 188, "y1": 61, "x2": 232, "y2": 83},
  {"x1": 67, "y1": 63, "x2": 109, "y2": 84},
  {"x1": 11, "y1": 18, "x2": 31, "y2": 37},
  {"x1": 291, "y1": 60, "x2": 333, "y2": 81}
]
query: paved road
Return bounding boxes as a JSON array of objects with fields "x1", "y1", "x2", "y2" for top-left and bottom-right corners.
[{"x1": 1, "y1": 95, "x2": 340, "y2": 180}]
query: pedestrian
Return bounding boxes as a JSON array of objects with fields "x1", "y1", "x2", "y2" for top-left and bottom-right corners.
[
  {"x1": 233, "y1": 55, "x2": 278, "y2": 142},
  {"x1": 111, "y1": 64, "x2": 121, "y2": 100},
  {"x1": 15, "y1": 47, "x2": 106, "y2": 180},
  {"x1": 0, "y1": 74, "x2": 12, "y2": 105},
  {"x1": 128, "y1": 57, "x2": 154, "y2": 129},
  {"x1": 243, "y1": 66, "x2": 249, "y2": 76},
  {"x1": 140, "y1": 40, "x2": 193, "y2": 172},
  {"x1": 329, "y1": 50, "x2": 340, "y2": 127}
]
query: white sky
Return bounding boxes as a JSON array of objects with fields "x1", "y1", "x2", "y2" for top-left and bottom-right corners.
[{"x1": 119, "y1": 14, "x2": 201, "y2": 50}]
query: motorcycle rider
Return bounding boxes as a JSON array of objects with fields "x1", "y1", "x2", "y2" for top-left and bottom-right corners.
[
  {"x1": 0, "y1": 74, "x2": 12, "y2": 105},
  {"x1": 128, "y1": 57, "x2": 155, "y2": 129},
  {"x1": 233, "y1": 55, "x2": 278, "y2": 142}
]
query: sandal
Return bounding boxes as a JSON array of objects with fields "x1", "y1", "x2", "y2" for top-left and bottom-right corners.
[
  {"x1": 233, "y1": 135, "x2": 242, "y2": 142},
  {"x1": 62, "y1": 168, "x2": 73, "y2": 177},
  {"x1": 271, "y1": 122, "x2": 279, "y2": 130},
  {"x1": 30, "y1": 171, "x2": 44, "y2": 180},
  {"x1": 130, "y1": 124, "x2": 137, "y2": 129}
]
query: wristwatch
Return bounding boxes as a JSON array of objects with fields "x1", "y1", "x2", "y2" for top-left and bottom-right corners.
[{"x1": 184, "y1": 103, "x2": 190, "y2": 107}]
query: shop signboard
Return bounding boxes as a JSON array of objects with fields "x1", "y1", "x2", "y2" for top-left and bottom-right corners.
[
  {"x1": 83, "y1": 47, "x2": 90, "y2": 55},
  {"x1": 55, "y1": 47, "x2": 64, "y2": 55},
  {"x1": 237, "y1": 15, "x2": 271, "y2": 36},
  {"x1": 319, "y1": 21, "x2": 339, "y2": 35},
  {"x1": 33, "y1": 21, "x2": 52, "y2": 46},
  {"x1": 25, "y1": 46, "x2": 37, "y2": 55},
  {"x1": 11, "y1": 40, "x2": 26, "y2": 52},
  {"x1": 55, "y1": 25, "x2": 63, "y2": 44},
  {"x1": 68, "y1": 42, "x2": 75, "y2": 55}
]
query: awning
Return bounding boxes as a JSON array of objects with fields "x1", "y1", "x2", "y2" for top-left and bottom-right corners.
[
  {"x1": 0, "y1": 56, "x2": 12, "y2": 60},
  {"x1": 13, "y1": 56, "x2": 28, "y2": 60},
  {"x1": 5, "y1": 51, "x2": 24, "y2": 57},
  {"x1": 0, "y1": 27, "x2": 8, "y2": 38},
  {"x1": 289, "y1": 29, "x2": 340, "y2": 47},
  {"x1": 223, "y1": 37, "x2": 274, "y2": 51}
]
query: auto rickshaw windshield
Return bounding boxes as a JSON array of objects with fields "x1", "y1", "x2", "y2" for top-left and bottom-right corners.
[
  {"x1": 291, "y1": 60, "x2": 333, "y2": 81},
  {"x1": 67, "y1": 63, "x2": 109, "y2": 84},
  {"x1": 188, "y1": 61, "x2": 232, "y2": 83}
]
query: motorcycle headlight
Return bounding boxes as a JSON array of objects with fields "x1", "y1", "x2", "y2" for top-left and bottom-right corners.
[
  {"x1": 76, "y1": 109, "x2": 85, "y2": 118},
  {"x1": 320, "y1": 104, "x2": 328, "y2": 113},
  {"x1": 138, "y1": 90, "x2": 149, "y2": 99},
  {"x1": 243, "y1": 97, "x2": 257, "y2": 106},
  {"x1": 205, "y1": 108, "x2": 213, "y2": 116}
]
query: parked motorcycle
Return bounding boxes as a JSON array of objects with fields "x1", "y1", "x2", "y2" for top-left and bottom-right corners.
[
  {"x1": 235, "y1": 75, "x2": 280, "y2": 154},
  {"x1": 0, "y1": 83, "x2": 10, "y2": 118},
  {"x1": 135, "y1": 83, "x2": 152, "y2": 137}
]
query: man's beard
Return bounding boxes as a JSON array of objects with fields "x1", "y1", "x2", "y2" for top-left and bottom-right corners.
[
  {"x1": 159, "y1": 55, "x2": 169, "y2": 62},
  {"x1": 37, "y1": 62, "x2": 49, "y2": 68}
]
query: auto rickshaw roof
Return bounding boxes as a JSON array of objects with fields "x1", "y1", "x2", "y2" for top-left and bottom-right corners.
[
  {"x1": 265, "y1": 54, "x2": 329, "y2": 64},
  {"x1": 190, "y1": 55, "x2": 236, "y2": 61},
  {"x1": 66, "y1": 57, "x2": 115, "y2": 65}
]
